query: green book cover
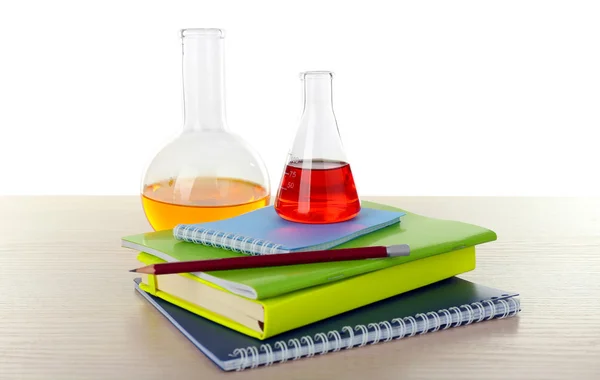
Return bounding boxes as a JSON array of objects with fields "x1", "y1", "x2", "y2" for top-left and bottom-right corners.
[{"x1": 121, "y1": 200, "x2": 496, "y2": 300}]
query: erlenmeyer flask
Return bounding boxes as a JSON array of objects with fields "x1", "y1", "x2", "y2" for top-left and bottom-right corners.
[
  {"x1": 274, "y1": 71, "x2": 360, "y2": 224},
  {"x1": 141, "y1": 28, "x2": 270, "y2": 231}
]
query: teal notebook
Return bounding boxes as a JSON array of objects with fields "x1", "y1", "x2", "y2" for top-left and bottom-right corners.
[
  {"x1": 121, "y1": 201, "x2": 497, "y2": 300},
  {"x1": 173, "y1": 206, "x2": 405, "y2": 255},
  {"x1": 133, "y1": 276, "x2": 521, "y2": 372}
]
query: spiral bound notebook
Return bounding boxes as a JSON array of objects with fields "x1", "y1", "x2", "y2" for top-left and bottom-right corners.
[
  {"x1": 172, "y1": 206, "x2": 405, "y2": 255},
  {"x1": 133, "y1": 277, "x2": 521, "y2": 372},
  {"x1": 123, "y1": 200, "x2": 496, "y2": 300}
]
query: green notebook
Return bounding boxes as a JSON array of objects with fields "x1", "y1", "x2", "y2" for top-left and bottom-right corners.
[{"x1": 121, "y1": 201, "x2": 496, "y2": 300}]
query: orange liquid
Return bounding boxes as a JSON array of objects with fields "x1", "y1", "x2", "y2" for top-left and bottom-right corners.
[{"x1": 141, "y1": 177, "x2": 270, "y2": 231}]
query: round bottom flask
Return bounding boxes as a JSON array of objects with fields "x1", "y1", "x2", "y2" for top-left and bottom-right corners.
[{"x1": 141, "y1": 29, "x2": 270, "y2": 231}]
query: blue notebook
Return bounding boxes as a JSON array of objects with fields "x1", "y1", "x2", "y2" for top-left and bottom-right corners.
[
  {"x1": 172, "y1": 206, "x2": 405, "y2": 255},
  {"x1": 133, "y1": 277, "x2": 520, "y2": 372}
]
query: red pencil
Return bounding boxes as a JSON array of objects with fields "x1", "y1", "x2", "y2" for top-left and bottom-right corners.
[{"x1": 129, "y1": 245, "x2": 410, "y2": 275}]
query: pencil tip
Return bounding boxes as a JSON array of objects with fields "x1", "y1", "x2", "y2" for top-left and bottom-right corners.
[{"x1": 129, "y1": 269, "x2": 137, "y2": 273}]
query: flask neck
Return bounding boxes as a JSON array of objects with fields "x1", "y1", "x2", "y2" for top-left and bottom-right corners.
[
  {"x1": 181, "y1": 29, "x2": 227, "y2": 132},
  {"x1": 302, "y1": 72, "x2": 334, "y2": 114},
  {"x1": 291, "y1": 71, "x2": 347, "y2": 164}
]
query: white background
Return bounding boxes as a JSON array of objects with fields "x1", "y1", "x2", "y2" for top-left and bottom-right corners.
[{"x1": 1, "y1": 0, "x2": 599, "y2": 196}]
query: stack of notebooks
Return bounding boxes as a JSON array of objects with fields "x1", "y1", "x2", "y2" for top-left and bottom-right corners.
[{"x1": 121, "y1": 200, "x2": 521, "y2": 371}]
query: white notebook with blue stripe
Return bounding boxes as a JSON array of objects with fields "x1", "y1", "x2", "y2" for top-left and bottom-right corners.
[{"x1": 173, "y1": 206, "x2": 405, "y2": 255}]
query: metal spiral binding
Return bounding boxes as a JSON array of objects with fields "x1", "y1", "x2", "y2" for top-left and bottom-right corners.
[
  {"x1": 328, "y1": 330, "x2": 343, "y2": 351},
  {"x1": 314, "y1": 333, "x2": 329, "y2": 355},
  {"x1": 173, "y1": 225, "x2": 283, "y2": 254},
  {"x1": 228, "y1": 297, "x2": 520, "y2": 371},
  {"x1": 260, "y1": 344, "x2": 274, "y2": 367}
]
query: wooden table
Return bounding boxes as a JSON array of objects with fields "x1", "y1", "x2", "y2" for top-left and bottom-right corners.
[{"x1": 1, "y1": 196, "x2": 599, "y2": 379}]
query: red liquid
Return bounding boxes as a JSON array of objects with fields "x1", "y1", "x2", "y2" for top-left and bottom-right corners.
[{"x1": 274, "y1": 159, "x2": 361, "y2": 224}]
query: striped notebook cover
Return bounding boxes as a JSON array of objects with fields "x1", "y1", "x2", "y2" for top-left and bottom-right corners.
[
  {"x1": 172, "y1": 206, "x2": 404, "y2": 255},
  {"x1": 133, "y1": 277, "x2": 520, "y2": 371}
]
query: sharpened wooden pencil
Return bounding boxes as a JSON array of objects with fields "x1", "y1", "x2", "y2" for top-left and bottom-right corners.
[{"x1": 129, "y1": 244, "x2": 410, "y2": 275}]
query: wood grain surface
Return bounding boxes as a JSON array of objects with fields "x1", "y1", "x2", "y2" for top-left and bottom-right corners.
[{"x1": 1, "y1": 196, "x2": 599, "y2": 380}]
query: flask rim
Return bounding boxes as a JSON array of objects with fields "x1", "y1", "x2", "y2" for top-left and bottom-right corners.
[
  {"x1": 180, "y1": 28, "x2": 225, "y2": 38},
  {"x1": 300, "y1": 71, "x2": 334, "y2": 80}
]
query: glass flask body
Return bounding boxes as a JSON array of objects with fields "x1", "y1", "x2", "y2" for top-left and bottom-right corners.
[
  {"x1": 141, "y1": 29, "x2": 270, "y2": 231},
  {"x1": 274, "y1": 71, "x2": 360, "y2": 224}
]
